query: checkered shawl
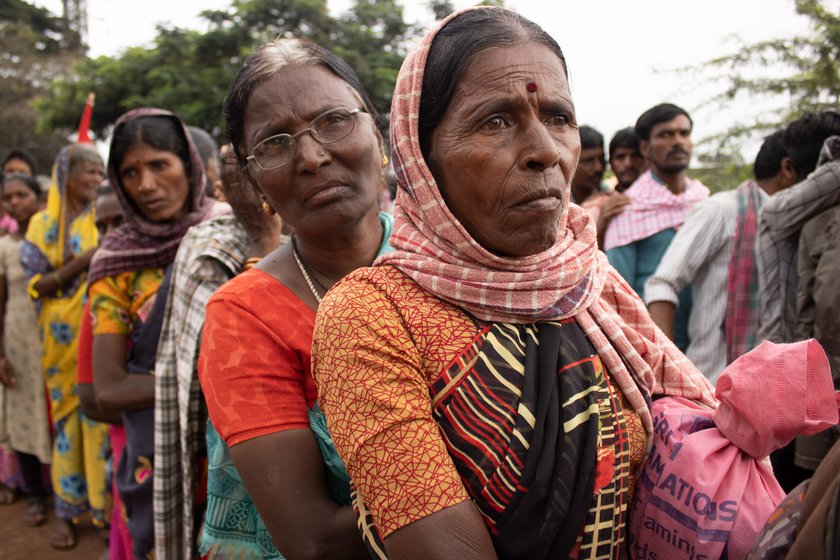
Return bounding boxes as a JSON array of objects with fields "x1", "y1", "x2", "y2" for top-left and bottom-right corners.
[
  {"x1": 375, "y1": 6, "x2": 716, "y2": 435},
  {"x1": 153, "y1": 216, "x2": 248, "y2": 559},
  {"x1": 603, "y1": 170, "x2": 709, "y2": 251},
  {"x1": 88, "y1": 108, "x2": 216, "y2": 285},
  {"x1": 725, "y1": 180, "x2": 764, "y2": 364}
]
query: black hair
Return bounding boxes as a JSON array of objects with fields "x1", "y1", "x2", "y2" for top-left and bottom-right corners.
[
  {"x1": 753, "y1": 130, "x2": 787, "y2": 181},
  {"x1": 1, "y1": 149, "x2": 38, "y2": 176},
  {"x1": 224, "y1": 38, "x2": 379, "y2": 165},
  {"x1": 419, "y1": 7, "x2": 568, "y2": 156},
  {"x1": 608, "y1": 127, "x2": 640, "y2": 159},
  {"x1": 1, "y1": 172, "x2": 41, "y2": 196},
  {"x1": 634, "y1": 103, "x2": 692, "y2": 142},
  {"x1": 110, "y1": 115, "x2": 191, "y2": 181},
  {"x1": 578, "y1": 125, "x2": 604, "y2": 151},
  {"x1": 782, "y1": 110, "x2": 840, "y2": 180}
]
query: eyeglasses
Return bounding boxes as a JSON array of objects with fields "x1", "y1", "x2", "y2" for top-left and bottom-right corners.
[{"x1": 247, "y1": 107, "x2": 363, "y2": 171}]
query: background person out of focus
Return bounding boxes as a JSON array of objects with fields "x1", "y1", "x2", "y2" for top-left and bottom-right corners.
[
  {"x1": 153, "y1": 142, "x2": 282, "y2": 559},
  {"x1": 754, "y1": 110, "x2": 840, "y2": 492},
  {"x1": 187, "y1": 126, "x2": 220, "y2": 199},
  {"x1": 594, "y1": 127, "x2": 645, "y2": 247},
  {"x1": 571, "y1": 125, "x2": 608, "y2": 220},
  {"x1": 0, "y1": 149, "x2": 39, "y2": 234},
  {"x1": 89, "y1": 109, "x2": 216, "y2": 559},
  {"x1": 20, "y1": 143, "x2": 110, "y2": 550},
  {"x1": 645, "y1": 131, "x2": 796, "y2": 382},
  {"x1": 603, "y1": 103, "x2": 710, "y2": 351},
  {"x1": 0, "y1": 174, "x2": 52, "y2": 528}
]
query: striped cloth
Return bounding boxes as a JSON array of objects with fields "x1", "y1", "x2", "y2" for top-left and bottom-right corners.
[
  {"x1": 602, "y1": 170, "x2": 709, "y2": 251},
  {"x1": 645, "y1": 189, "x2": 740, "y2": 382},
  {"x1": 376, "y1": 5, "x2": 716, "y2": 437},
  {"x1": 725, "y1": 181, "x2": 767, "y2": 364},
  {"x1": 153, "y1": 216, "x2": 248, "y2": 559}
]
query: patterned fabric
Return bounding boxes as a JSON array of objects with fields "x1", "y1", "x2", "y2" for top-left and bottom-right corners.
[
  {"x1": 725, "y1": 180, "x2": 766, "y2": 364},
  {"x1": 20, "y1": 144, "x2": 109, "y2": 523},
  {"x1": 375, "y1": 6, "x2": 715, "y2": 440},
  {"x1": 0, "y1": 235, "x2": 51, "y2": 463},
  {"x1": 51, "y1": 409, "x2": 111, "y2": 526},
  {"x1": 0, "y1": 213, "x2": 18, "y2": 234},
  {"x1": 313, "y1": 265, "x2": 648, "y2": 551},
  {"x1": 88, "y1": 108, "x2": 216, "y2": 285},
  {"x1": 429, "y1": 321, "x2": 630, "y2": 558},
  {"x1": 757, "y1": 136, "x2": 840, "y2": 343},
  {"x1": 153, "y1": 215, "x2": 248, "y2": 560},
  {"x1": 89, "y1": 269, "x2": 164, "y2": 335},
  {"x1": 602, "y1": 170, "x2": 710, "y2": 251}
]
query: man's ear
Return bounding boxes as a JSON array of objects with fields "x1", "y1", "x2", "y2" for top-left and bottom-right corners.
[
  {"x1": 639, "y1": 140, "x2": 651, "y2": 160},
  {"x1": 780, "y1": 156, "x2": 799, "y2": 186}
]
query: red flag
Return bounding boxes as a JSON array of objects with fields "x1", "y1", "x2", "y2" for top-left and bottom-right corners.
[{"x1": 77, "y1": 92, "x2": 95, "y2": 144}]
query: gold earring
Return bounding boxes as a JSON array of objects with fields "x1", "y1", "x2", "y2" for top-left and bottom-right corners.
[
  {"x1": 262, "y1": 200, "x2": 272, "y2": 215},
  {"x1": 381, "y1": 153, "x2": 389, "y2": 169}
]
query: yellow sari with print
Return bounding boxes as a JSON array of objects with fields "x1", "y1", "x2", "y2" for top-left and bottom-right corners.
[{"x1": 20, "y1": 145, "x2": 110, "y2": 525}]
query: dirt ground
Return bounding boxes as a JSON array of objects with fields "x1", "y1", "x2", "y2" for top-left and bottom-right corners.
[{"x1": 0, "y1": 497, "x2": 105, "y2": 560}]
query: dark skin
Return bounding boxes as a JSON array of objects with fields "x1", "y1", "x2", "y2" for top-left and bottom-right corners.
[
  {"x1": 228, "y1": 65, "x2": 385, "y2": 559},
  {"x1": 78, "y1": 191, "x2": 124, "y2": 424},
  {"x1": 571, "y1": 146, "x2": 605, "y2": 205},
  {"x1": 648, "y1": 157, "x2": 800, "y2": 338},
  {"x1": 640, "y1": 115, "x2": 693, "y2": 195},
  {"x1": 93, "y1": 142, "x2": 190, "y2": 416}
]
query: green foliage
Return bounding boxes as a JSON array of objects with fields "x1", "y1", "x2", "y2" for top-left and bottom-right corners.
[
  {"x1": 698, "y1": 0, "x2": 839, "y2": 149},
  {"x1": 0, "y1": 2, "x2": 84, "y2": 173},
  {"x1": 37, "y1": 0, "x2": 418, "y2": 143}
]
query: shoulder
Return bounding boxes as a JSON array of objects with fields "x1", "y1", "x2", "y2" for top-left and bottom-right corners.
[
  {"x1": 802, "y1": 204, "x2": 840, "y2": 241},
  {"x1": 208, "y1": 268, "x2": 307, "y2": 318},
  {"x1": 322, "y1": 265, "x2": 442, "y2": 318},
  {"x1": 688, "y1": 189, "x2": 738, "y2": 221}
]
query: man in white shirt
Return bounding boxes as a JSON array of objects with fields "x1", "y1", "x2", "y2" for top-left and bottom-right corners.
[{"x1": 645, "y1": 132, "x2": 796, "y2": 382}]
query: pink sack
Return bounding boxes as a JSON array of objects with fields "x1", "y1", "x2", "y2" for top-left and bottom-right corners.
[{"x1": 629, "y1": 340, "x2": 840, "y2": 560}]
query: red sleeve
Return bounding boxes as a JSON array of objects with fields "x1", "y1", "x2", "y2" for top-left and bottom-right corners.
[
  {"x1": 198, "y1": 275, "x2": 316, "y2": 448},
  {"x1": 77, "y1": 299, "x2": 93, "y2": 385}
]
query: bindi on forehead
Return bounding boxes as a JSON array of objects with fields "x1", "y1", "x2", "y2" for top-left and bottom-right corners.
[{"x1": 526, "y1": 82, "x2": 537, "y2": 93}]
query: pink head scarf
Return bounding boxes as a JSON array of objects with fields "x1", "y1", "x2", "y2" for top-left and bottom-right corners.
[{"x1": 376, "y1": 6, "x2": 716, "y2": 434}]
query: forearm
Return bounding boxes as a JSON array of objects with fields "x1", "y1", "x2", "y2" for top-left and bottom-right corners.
[
  {"x1": 32, "y1": 254, "x2": 92, "y2": 297},
  {"x1": 94, "y1": 371, "x2": 155, "y2": 415},
  {"x1": 78, "y1": 384, "x2": 123, "y2": 424},
  {"x1": 648, "y1": 300, "x2": 676, "y2": 341}
]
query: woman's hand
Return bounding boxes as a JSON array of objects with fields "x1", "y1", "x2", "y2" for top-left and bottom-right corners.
[
  {"x1": 31, "y1": 248, "x2": 99, "y2": 297},
  {"x1": 0, "y1": 357, "x2": 16, "y2": 388}
]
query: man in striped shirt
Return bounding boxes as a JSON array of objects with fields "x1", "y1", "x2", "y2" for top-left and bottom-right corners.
[{"x1": 645, "y1": 132, "x2": 796, "y2": 382}]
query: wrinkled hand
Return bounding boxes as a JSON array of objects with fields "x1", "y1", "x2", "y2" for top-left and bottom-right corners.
[{"x1": 0, "y1": 359, "x2": 16, "y2": 388}]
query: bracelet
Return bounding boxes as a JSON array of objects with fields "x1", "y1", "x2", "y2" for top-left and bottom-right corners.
[
  {"x1": 53, "y1": 270, "x2": 64, "y2": 288},
  {"x1": 242, "y1": 257, "x2": 261, "y2": 271}
]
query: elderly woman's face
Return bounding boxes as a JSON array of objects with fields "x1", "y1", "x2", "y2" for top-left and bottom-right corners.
[
  {"x1": 428, "y1": 43, "x2": 580, "y2": 257},
  {"x1": 241, "y1": 65, "x2": 382, "y2": 236}
]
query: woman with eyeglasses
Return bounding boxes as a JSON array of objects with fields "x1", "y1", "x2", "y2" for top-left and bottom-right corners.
[{"x1": 197, "y1": 38, "x2": 392, "y2": 559}]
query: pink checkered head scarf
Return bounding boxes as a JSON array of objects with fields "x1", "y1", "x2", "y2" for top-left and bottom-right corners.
[{"x1": 376, "y1": 6, "x2": 716, "y2": 433}]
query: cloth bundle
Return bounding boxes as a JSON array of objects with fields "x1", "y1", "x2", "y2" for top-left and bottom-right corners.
[{"x1": 629, "y1": 339, "x2": 840, "y2": 560}]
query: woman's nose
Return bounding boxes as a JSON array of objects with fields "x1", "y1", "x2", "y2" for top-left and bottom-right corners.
[
  {"x1": 294, "y1": 133, "x2": 330, "y2": 173},
  {"x1": 522, "y1": 119, "x2": 559, "y2": 171}
]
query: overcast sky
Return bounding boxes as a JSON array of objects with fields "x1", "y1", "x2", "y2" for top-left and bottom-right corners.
[{"x1": 34, "y1": 0, "x2": 830, "y2": 163}]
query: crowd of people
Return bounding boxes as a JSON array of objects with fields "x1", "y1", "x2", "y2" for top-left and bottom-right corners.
[{"x1": 0, "y1": 6, "x2": 838, "y2": 560}]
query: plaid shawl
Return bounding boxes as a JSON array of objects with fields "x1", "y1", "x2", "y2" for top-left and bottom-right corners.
[
  {"x1": 603, "y1": 170, "x2": 709, "y2": 251},
  {"x1": 375, "y1": 5, "x2": 716, "y2": 436},
  {"x1": 88, "y1": 108, "x2": 215, "y2": 285},
  {"x1": 725, "y1": 180, "x2": 764, "y2": 364}
]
